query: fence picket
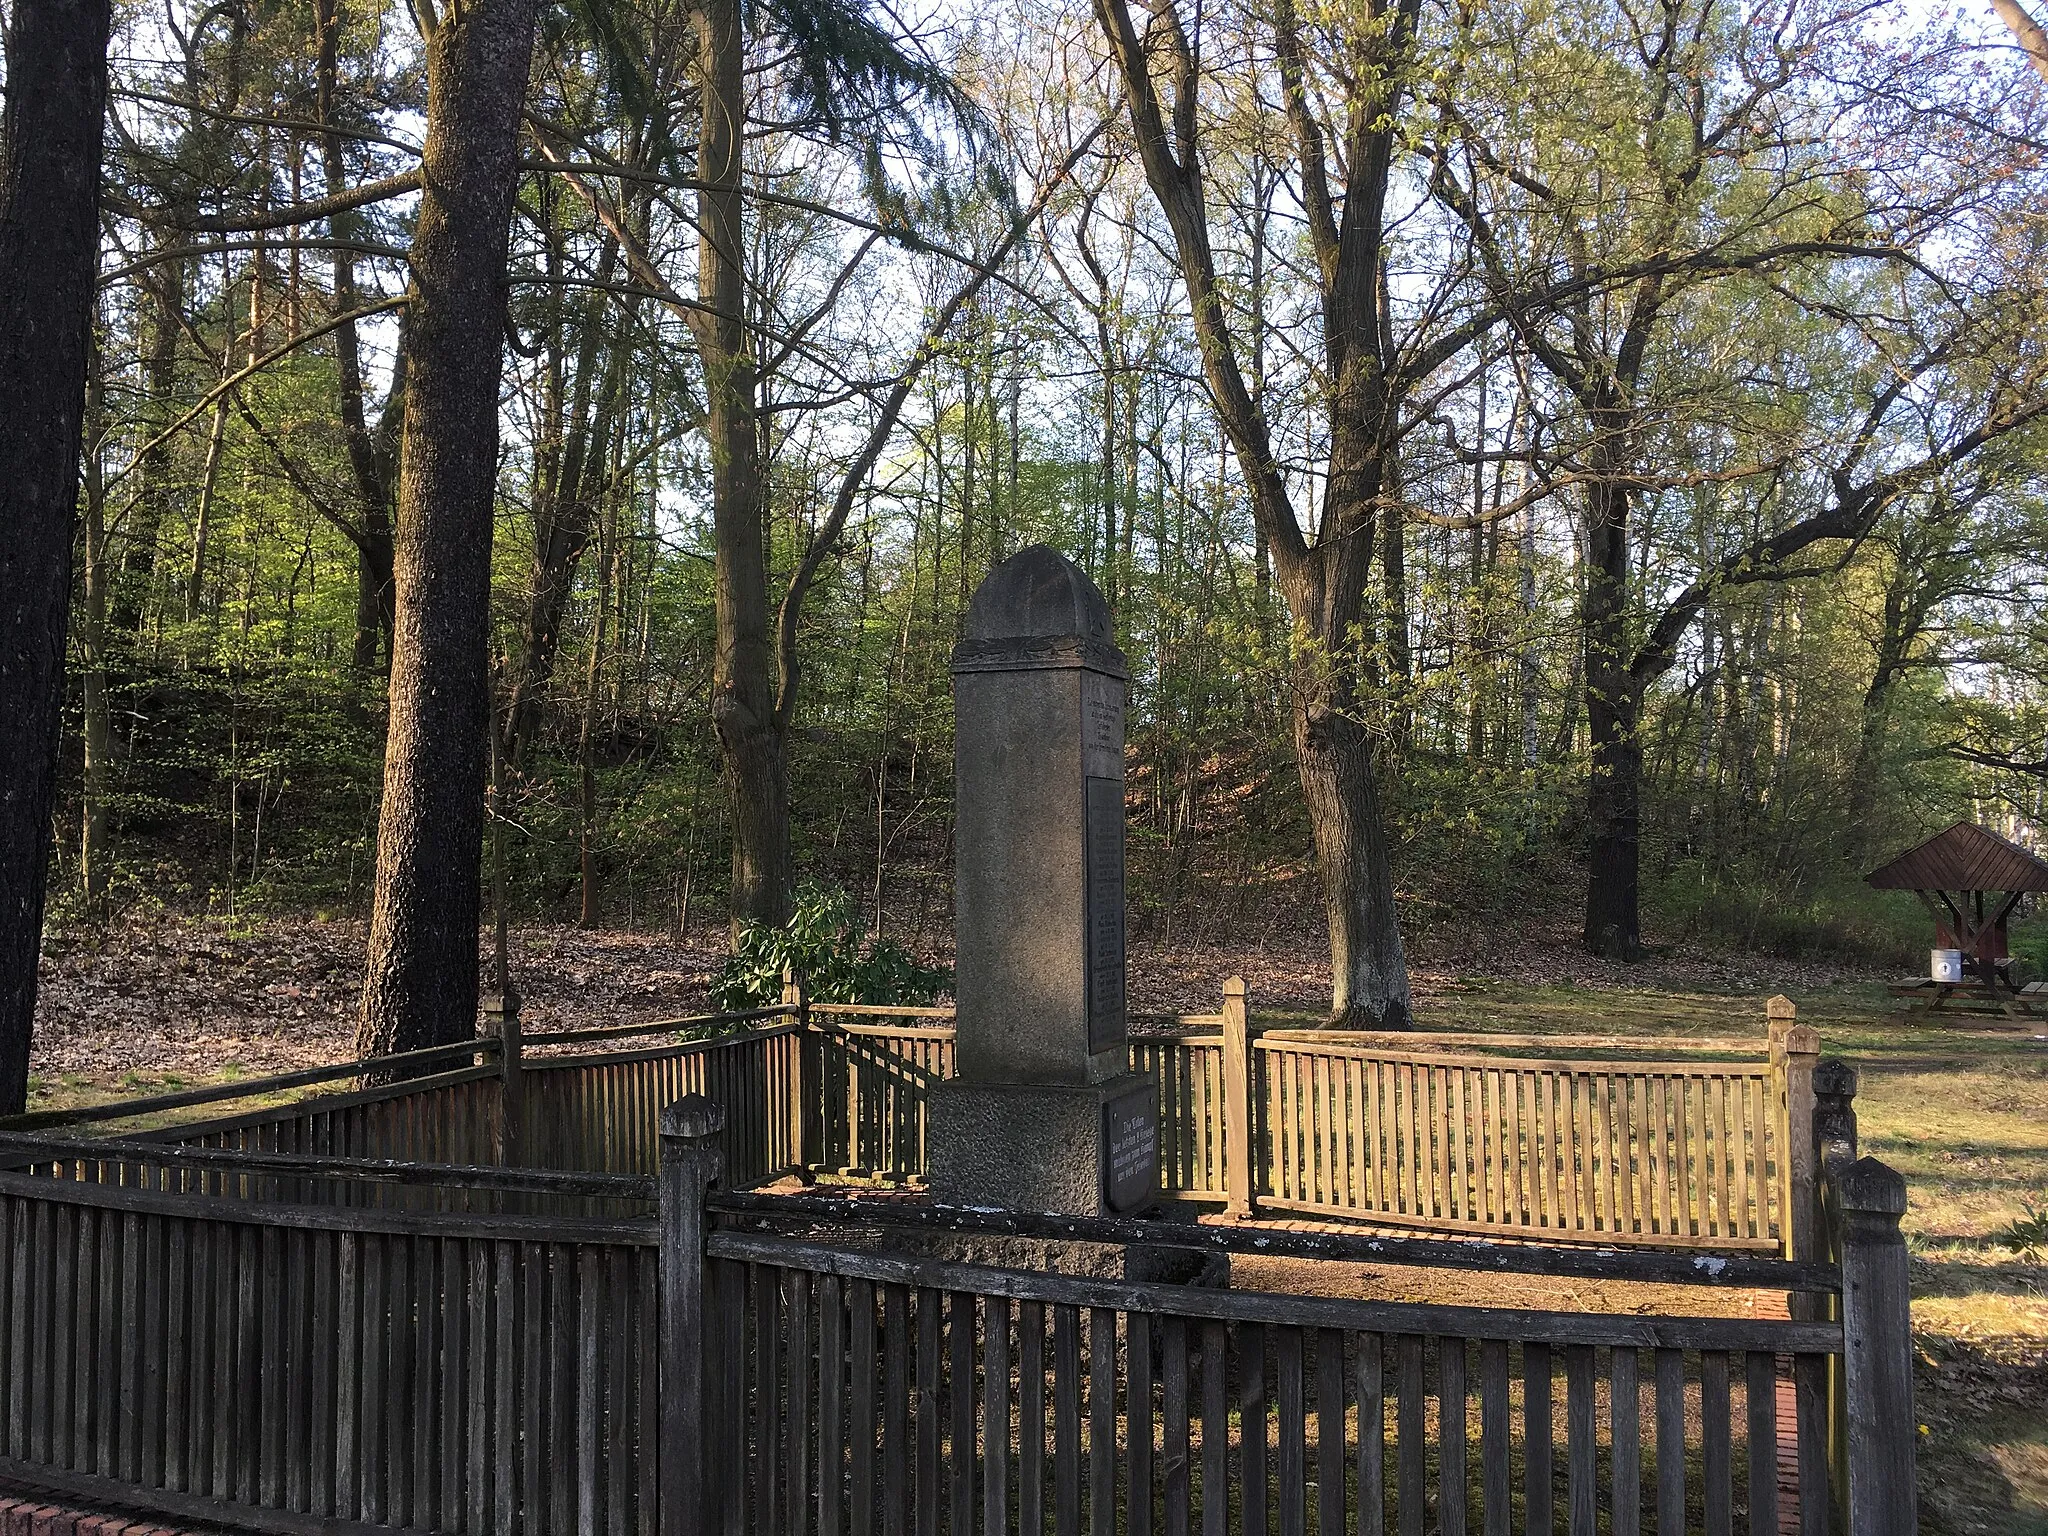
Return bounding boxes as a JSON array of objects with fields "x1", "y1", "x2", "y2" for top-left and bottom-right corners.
[
  {"x1": 1439, "y1": 1336, "x2": 1467, "y2": 1536},
  {"x1": 1090, "y1": 1306, "x2": 1115, "y2": 1535},
  {"x1": 917, "y1": 1288, "x2": 940, "y2": 1536},
  {"x1": 985, "y1": 1296, "x2": 1010, "y2": 1536},
  {"x1": 1613, "y1": 1347, "x2": 1641, "y2": 1536},
  {"x1": 1526, "y1": 1341, "x2": 1553, "y2": 1536},
  {"x1": 1199, "y1": 1320, "x2": 1226, "y2": 1536},
  {"x1": 1479, "y1": 1338, "x2": 1508, "y2": 1536}
]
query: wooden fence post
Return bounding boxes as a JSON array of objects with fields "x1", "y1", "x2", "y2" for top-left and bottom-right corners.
[
  {"x1": 1782, "y1": 1017, "x2": 1820, "y2": 1267},
  {"x1": 1775, "y1": 1015, "x2": 1830, "y2": 1534},
  {"x1": 659, "y1": 1093, "x2": 726, "y2": 1536},
  {"x1": 485, "y1": 988, "x2": 523, "y2": 1168},
  {"x1": 1814, "y1": 1058, "x2": 1861, "y2": 1522},
  {"x1": 1221, "y1": 977, "x2": 1255, "y2": 1220},
  {"x1": 1813, "y1": 1060, "x2": 1859, "y2": 1165},
  {"x1": 781, "y1": 966, "x2": 811, "y2": 1173},
  {"x1": 1836, "y1": 1156, "x2": 1917, "y2": 1536}
]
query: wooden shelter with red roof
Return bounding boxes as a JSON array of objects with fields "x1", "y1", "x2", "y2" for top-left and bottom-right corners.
[{"x1": 1867, "y1": 820, "x2": 2048, "y2": 1014}]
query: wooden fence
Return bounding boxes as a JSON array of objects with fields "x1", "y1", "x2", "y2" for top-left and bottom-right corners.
[
  {"x1": 790, "y1": 987, "x2": 1815, "y2": 1256},
  {"x1": 5, "y1": 983, "x2": 1818, "y2": 1254},
  {"x1": 0, "y1": 1157, "x2": 661, "y2": 1535},
  {"x1": 805, "y1": 1006, "x2": 955, "y2": 1181},
  {"x1": 1252, "y1": 1038, "x2": 1782, "y2": 1247},
  {"x1": 0, "y1": 1040, "x2": 1912, "y2": 1535},
  {"x1": 665, "y1": 1099, "x2": 1918, "y2": 1536},
  {"x1": 0, "y1": 1012, "x2": 800, "y2": 1216}
]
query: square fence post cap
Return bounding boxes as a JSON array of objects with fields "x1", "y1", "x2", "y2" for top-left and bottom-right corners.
[
  {"x1": 1837, "y1": 1156, "x2": 1908, "y2": 1217},
  {"x1": 1767, "y1": 994, "x2": 1798, "y2": 1019},
  {"x1": 1813, "y1": 1058, "x2": 1859, "y2": 1097},
  {"x1": 1782, "y1": 1024, "x2": 1820, "y2": 1056},
  {"x1": 660, "y1": 1094, "x2": 727, "y2": 1140}
]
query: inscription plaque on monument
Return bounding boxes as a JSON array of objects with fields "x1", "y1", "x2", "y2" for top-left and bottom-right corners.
[
  {"x1": 1085, "y1": 776, "x2": 1125, "y2": 1054},
  {"x1": 1082, "y1": 670, "x2": 1123, "y2": 779},
  {"x1": 1103, "y1": 1082, "x2": 1159, "y2": 1215}
]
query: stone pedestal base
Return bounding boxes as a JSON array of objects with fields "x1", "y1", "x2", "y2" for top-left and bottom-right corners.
[
  {"x1": 905, "y1": 1231, "x2": 1227, "y2": 1287},
  {"x1": 929, "y1": 1073, "x2": 1157, "y2": 1217}
]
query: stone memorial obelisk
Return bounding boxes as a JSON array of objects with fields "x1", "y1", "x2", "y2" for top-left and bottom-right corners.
[{"x1": 929, "y1": 545, "x2": 1159, "y2": 1217}]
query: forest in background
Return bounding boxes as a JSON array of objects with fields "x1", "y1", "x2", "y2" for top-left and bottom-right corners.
[{"x1": 24, "y1": 0, "x2": 2048, "y2": 1027}]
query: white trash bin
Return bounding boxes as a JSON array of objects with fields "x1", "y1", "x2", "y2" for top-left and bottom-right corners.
[{"x1": 1931, "y1": 948, "x2": 1963, "y2": 983}]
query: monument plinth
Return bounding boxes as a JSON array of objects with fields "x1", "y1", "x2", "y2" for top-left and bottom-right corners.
[{"x1": 928, "y1": 546, "x2": 1159, "y2": 1217}]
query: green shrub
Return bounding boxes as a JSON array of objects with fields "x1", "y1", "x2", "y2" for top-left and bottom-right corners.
[
  {"x1": 1998, "y1": 1202, "x2": 2048, "y2": 1257},
  {"x1": 713, "y1": 882, "x2": 951, "y2": 1011},
  {"x1": 1646, "y1": 860, "x2": 1925, "y2": 967}
]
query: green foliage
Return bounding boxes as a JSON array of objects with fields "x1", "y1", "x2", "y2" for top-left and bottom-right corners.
[
  {"x1": 712, "y1": 882, "x2": 950, "y2": 1010},
  {"x1": 1645, "y1": 862, "x2": 1925, "y2": 966},
  {"x1": 1996, "y1": 1201, "x2": 2048, "y2": 1257}
]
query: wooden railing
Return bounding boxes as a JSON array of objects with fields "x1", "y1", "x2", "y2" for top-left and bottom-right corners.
[
  {"x1": 785, "y1": 985, "x2": 1814, "y2": 1255},
  {"x1": 522, "y1": 1023, "x2": 803, "y2": 1187},
  {"x1": 666, "y1": 1101, "x2": 1918, "y2": 1536},
  {"x1": 704, "y1": 1236, "x2": 1823, "y2": 1535},
  {"x1": 0, "y1": 1042, "x2": 1912, "y2": 1536},
  {"x1": 0, "y1": 1155, "x2": 659, "y2": 1534},
  {"x1": 805, "y1": 1004, "x2": 955, "y2": 1181},
  {"x1": 1131, "y1": 1026, "x2": 1229, "y2": 1202},
  {"x1": 7, "y1": 985, "x2": 1816, "y2": 1255},
  {"x1": 1, "y1": 1010, "x2": 802, "y2": 1211},
  {"x1": 1253, "y1": 1037, "x2": 1782, "y2": 1247}
]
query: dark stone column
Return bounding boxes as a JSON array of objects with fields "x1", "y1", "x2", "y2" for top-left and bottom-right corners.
[{"x1": 929, "y1": 546, "x2": 1158, "y2": 1217}]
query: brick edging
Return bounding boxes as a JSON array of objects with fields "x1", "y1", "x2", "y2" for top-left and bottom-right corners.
[{"x1": 0, "y1": 1491, "x2": 209, "y2": 1535}]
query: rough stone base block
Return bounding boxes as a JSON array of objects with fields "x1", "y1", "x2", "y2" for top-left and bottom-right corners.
[
  {"x1": 904, "y1": 1231, "x2": 1227, "y2": 1287},
  {"x1": 928, "y1": 1074, "x2": 1156, "y2": 1216}
]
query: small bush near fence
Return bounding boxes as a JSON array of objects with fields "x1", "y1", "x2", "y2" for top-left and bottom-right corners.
[{"x1": 714, "y1": 883, "x2": 951, "y2": 1011}]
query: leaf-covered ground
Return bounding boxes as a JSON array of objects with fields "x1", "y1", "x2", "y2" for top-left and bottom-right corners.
[
  {"x1": 23, "y1": 912, "x2": 2048, "y2": 1533},
  {"x1": 27, "y1": 907, "x2": 1855, "y2": 1086}
]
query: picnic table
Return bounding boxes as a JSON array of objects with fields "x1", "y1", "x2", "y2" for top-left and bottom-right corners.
[
  {"x1": 1868, "y1": 821, "x2": 2048, "y2": 1018},
  {"x1": 1884, "y1": 975, "x2": 2048, "y2": 1017}
]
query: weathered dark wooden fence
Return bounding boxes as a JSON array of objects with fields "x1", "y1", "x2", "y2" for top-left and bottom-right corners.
[
  {"x1": 0, "y1": 1153, "x2": 660, "y2": 1534},
  {"x1": 0, "y1": 1006, "x2": 1911, "y2": 1536},
  {"x1": 665, "y1": 1100, "x2": 1917, "y2": 1536}
]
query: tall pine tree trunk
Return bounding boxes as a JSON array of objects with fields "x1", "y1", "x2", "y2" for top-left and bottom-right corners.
[
  {"x1": 690, "y1": 0, "x2": 791, "y2": 937},
  {"x1": 0, "y1": 0, "x2": 112, "y2": 1113},
  {"x1": 358, "y1": 0, "x2": 544, "y2": 1056}
]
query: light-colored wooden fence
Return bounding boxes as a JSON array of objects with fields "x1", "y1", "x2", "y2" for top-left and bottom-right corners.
[
  {"x1": 1131, "y1": 1026, "x2": 1229, "y2": 1203},
  {"x1": 9, "y1": 1013, "x2": 803, "y2": 1212},
  {"x1": 11, "y1": 985, "x2": 1813, "y2": 1253},
  {"x1": 785, "y1": 986, "x2": 1813, "y2": 1255},
  {"x1": 1253, "y1": 1038, "x2": 1782, "y2": 1248}
]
